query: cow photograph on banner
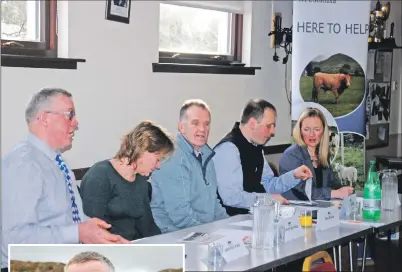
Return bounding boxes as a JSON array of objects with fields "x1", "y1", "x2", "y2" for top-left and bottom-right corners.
[{"x1": 292, "y1": 0, "x2": 371, "y2": 190}]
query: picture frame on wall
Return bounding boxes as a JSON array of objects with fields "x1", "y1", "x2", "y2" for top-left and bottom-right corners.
[{"x1": 105, "y1": 0, "x2": 131, "y2": 24}]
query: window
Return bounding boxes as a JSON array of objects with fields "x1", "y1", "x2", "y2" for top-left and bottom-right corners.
[
  {"x1": 159, "y1": 3, "x2": 243, "y2": 66},
  {"x1": 1, "y1": 0, "x2": 57, "y2": 57}
]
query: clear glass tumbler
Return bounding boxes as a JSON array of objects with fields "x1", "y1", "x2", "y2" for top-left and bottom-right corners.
[
  {"x1": 381, "y1": 169, "x2": 398, "y2": 211},
  {"x1": 251, "y1": 195, "x2": 275, "y2": 249}
]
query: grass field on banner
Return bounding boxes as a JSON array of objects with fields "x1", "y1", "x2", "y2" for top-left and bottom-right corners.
[
  {"x1": 333, "y1": 142, "x2": 365, "y2": 190},
  {"x1": 299, "y1": 76, "x2": 365, "y2": 117}
]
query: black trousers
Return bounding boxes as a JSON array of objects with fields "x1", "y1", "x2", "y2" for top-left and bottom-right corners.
[{"x1": 1, "y1": 268, "x2": 8, "y2": 272}]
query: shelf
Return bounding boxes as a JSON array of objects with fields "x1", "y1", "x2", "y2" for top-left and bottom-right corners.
[
  {"x1": 368, "y1": 38, "x2": 402, "y2": 50},
  {"x1": 1, "y1": 54, "x2": 86, "y2": 69}
]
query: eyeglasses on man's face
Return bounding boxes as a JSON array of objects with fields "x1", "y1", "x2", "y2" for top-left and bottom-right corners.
[{"x1": 45, "y1": 110, "x2": 76, "y2": 121}]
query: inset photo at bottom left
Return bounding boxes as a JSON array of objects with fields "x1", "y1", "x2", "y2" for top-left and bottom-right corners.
[{"x1": 9, "y1": 244, "x2": 184, "y2": 272}]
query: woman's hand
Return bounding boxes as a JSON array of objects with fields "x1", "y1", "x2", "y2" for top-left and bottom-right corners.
[{"x1": 331, "y1": 186, "x2": 354, "y2": 199}]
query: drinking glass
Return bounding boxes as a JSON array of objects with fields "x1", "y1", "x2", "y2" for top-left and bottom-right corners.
[
  {"x1": 299, "y1": 210, "x2": 313, "y2": 227},
  {"x1": 252, "y1": 195, "x2": 275, "y2": 249},
  {"x1": 207, "y1": 242, "x2": 226, "y2": 271},
  {"x1": 381, "y1": 169, "x2": 398, "y2": 211}
]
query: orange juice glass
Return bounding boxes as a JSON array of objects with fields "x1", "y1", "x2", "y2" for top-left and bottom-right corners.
[{"x1": 299, "y1": 210, "x2": 313, "y2": 227}]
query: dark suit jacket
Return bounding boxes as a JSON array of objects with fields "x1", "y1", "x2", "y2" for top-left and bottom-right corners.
[{"x1": 279, "y1": 144, "x2": 342, "y2": 200}]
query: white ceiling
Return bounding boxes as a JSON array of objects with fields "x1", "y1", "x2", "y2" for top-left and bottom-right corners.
[{"x1": 9, "y1": 245, "x2": 184, "y2": 272}]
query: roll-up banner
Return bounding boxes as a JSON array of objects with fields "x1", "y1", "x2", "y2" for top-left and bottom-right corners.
[{"x1": 292, "y1": 0, "x2": 371, "y2": 190}]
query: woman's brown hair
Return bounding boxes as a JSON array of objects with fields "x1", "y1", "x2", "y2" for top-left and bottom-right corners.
[{"x1": 114, "y1": 121, "x2": 174, "y2": 165}]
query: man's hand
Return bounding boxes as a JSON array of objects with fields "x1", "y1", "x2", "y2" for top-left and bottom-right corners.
[
  {"x1": 272, "y1": 194, "x2": 289, "y2": 205},
  {"x1": 79, "y1": 218, "x2": 130, "y2": 244},
  {"x1": 293, "y1": 165, "x2": 313, "y2": 180},
  {"x1": 331, "y1": 186, "x2": 354, "y2": 199}
]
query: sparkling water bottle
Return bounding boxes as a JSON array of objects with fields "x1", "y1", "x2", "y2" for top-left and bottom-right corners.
[{"x1": 362, "y1": 161, "x2": 381, "y2": 220}]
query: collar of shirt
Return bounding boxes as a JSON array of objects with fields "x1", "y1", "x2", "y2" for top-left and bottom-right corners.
[
  {"x1": 240, "y1": 130, "x2": 258, "y2": 147},
  {"x1": 27, "y1": 132, "x2": 59, "y2": 160}
]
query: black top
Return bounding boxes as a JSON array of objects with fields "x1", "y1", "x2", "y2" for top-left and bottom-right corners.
[
  {"x1": 214, "y1": 122, "x2": 265, "y2": 216},
  {"x1": 314, "y1": 165, "x2": 323, "y2": 188},
  {"x1": 80, "y1": 160, "x2": 161, "y2": 240}
]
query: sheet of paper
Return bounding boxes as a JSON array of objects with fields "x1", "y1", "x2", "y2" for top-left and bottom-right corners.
[
  {"x1": 214, "y1": 235, "x2": 250, "y2": 263},
  {"x1": 316, "y1": 206, "x2": 340, "y2": 231},
  {"x1": 229, "y1": 220, "x2": 252, "y2": 228},
  {"x1": 340, "y1": 219, "x2": 384, "y2": 228},
  {"x1": 177, "y1": 232, "x2": 225, "y2": 244},
  {"x1": 288, "y1": 200, "x2": 317, "y2": 206},
  {"x1": 367, "y1": 50, "x2": 375, "y2": 80},
  {"x1": 305, "y1": 178, "x2": 312, "y2": 201},
  {"x1": 213, "y1": 228, "x2": 252, "y2": 244},
  {"x1": 382, "y1": 52, "x2": 392, "y2": 82},
  {"x1": 376, "y1": 51, "x2": 384, "y2": 74}
]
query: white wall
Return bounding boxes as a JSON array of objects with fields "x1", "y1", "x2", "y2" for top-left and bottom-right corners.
[
  {"x1": 1, "y1": 1, "x2": 401, "y2": 169},
  {"x1": 9, "y1": 245, "x2": 184, "y2": 271},
  {"x1": 1, "y1": 1, "x2": 293, "y2": 169}
]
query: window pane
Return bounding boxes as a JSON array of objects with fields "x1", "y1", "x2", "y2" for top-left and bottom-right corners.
[
  {"x1": 1, "y1": 0, "x2": 40, "y2": 42},
  {"x1": 159, "y1": 4, "x2": 232, "y2": 55}
]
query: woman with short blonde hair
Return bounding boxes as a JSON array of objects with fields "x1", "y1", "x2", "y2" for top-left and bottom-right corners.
[
  {"x1": 80, "y1": 121, "x2": 174, "y2": 240},
  {"x1": 279, "y1": 107, "x2": 353, "y2": 200}
]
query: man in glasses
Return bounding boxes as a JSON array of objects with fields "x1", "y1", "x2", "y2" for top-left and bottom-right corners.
[{"x1": 1, "y1": 88, "x2": 129, "y2": 272}]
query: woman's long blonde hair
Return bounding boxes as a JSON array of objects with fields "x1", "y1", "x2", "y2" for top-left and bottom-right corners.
[{"x1": 292, "y1": 107, "x2": 330, "y2": 168}]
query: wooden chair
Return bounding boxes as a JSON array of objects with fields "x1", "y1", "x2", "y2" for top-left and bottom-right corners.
[{"x1": 302, "y1": 251, "x2": 336, "y2": 272}]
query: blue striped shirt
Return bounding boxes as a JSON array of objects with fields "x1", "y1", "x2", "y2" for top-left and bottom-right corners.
[{"x1": 1, "y1": 133, "x2": 87, "y2": 268}]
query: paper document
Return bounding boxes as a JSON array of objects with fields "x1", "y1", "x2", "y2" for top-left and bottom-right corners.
[
  {"x1": 177, "y1": 232, "x2": 224, "y2": 244},
  {"x1": 367, "y1": 50, "x2": 375, "y2": 80},
  {"x1": 305, "y1": 178, "x2": 313, "y2": 201},
  {"x1": 229, "y1": 220, "x2": 253, "y2": 228},
  {"x1": 288, "y1": 200, "x2": 317, "y2": 206},
  {"x1": 213, "y1": 228, "x2": 252, "y2": 244}
]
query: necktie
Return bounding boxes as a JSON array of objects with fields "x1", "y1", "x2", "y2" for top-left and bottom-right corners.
[
  {"x1": 55, "y1": 154, "x2": 81, "y2": 223},
  {"x1": 196, "y1": 153, "x2": 202, "y2": 165}
]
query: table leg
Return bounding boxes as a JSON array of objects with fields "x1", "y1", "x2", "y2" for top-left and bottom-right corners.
[
  {"x1": 349, "y1": 241, "x2": 353, "y2": 272},
  {"x1": 333, "y1": 246, "x2": 338, "y2": 271},
  {"x1": 338, "y1": 245, "x2": 342, "y2": 271},
  {"x1": 399, "y1": 225, "x2": 402, "y2": 249},
  {"x1": 362, "y1": 236, "x2": 367, "y2": 272}
]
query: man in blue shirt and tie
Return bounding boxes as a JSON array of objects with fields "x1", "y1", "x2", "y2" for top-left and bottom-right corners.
[
  {"x1": 1, "y1": 88, "x2": 129, "y2": 271},
  {"x1": 213, "y1": 99, "x2": 312, "y2": 216}
]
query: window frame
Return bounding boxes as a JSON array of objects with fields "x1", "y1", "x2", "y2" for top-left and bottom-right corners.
[
  {"x1": 158, "y1": 8, "x2": 243, "y2": 66},
  {"x1": 1, "y1": 0, "x2": 57, "y2": 58}
]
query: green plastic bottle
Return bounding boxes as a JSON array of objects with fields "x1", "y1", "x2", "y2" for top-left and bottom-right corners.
[{"x1": 362, "y1": 160, "x2": 382, "y2": 220}]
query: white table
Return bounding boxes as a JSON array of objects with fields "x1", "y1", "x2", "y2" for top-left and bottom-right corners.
[{"x1": 135, "y1": 215, "x2": 372, "y2": 271}]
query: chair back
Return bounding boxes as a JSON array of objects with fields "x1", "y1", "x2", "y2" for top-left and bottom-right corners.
[
  {"x1": 303, "y1": 251, "x2": 336, "y2": 272},
  {"x1": 268, "y1": 162, "x2": 279, "y2": 177}
]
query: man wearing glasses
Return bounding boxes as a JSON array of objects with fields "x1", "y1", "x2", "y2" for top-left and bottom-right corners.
[{"x1": 1, "y1": 88, "x2": 129, "y2": 272}]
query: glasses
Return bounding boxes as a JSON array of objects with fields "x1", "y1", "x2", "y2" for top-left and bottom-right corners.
[{"x1": 45, "y1": 110, "x2": 76, "y2": 121}]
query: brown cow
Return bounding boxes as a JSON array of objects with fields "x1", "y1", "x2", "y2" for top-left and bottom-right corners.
[{"x1": 312, "y1": 72, "x2": 352, "y2": 104}]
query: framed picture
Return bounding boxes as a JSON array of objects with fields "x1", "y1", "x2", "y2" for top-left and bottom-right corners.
[{"x1": 105, "y1": 0, "x2": 131, "y2": 24}]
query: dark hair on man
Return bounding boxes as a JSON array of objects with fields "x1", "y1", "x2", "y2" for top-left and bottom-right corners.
[{"x1": 240, "y1": 99, "x2": 276, "y2": 125}]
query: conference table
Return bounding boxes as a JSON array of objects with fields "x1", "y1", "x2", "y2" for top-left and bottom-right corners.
[
  {"x1": 134, "y1": 198, "x2": 402, "y2": 271},
  {"x1": 135, "y1": 213, "x2": 374, "y2": 271}
]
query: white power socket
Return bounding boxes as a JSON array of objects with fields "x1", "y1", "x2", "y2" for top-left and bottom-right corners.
[{"x1": 391, "y1": 81, "x2": 398, "y2": 92}]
